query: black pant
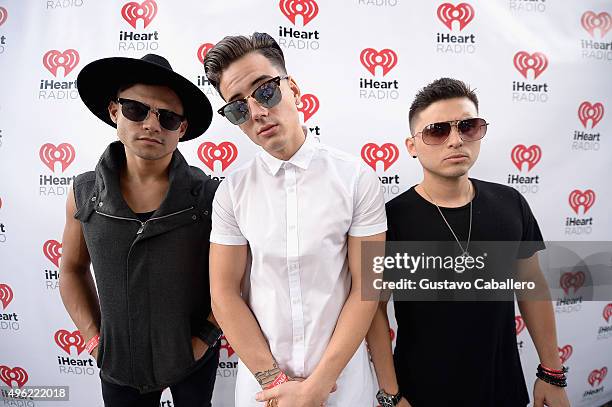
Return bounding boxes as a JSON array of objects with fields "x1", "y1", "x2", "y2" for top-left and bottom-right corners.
[{"x1": 101, "y1": 347, "x2": 219, "y2": 407}]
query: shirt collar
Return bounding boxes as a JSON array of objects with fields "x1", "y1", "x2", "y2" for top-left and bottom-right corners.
[{"x1": 259, "y1": 126, "x2": 316, "y2": 176}]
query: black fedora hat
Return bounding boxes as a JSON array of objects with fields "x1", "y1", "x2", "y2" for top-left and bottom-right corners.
[{"x1": 77, "y1": 54, "x2": 212, "y2": 142}]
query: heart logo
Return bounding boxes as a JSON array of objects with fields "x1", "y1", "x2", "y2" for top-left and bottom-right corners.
[
  {"x1": 42, "y1": 49, "x2": 80, "y2": 78},
  {"x1": 437, "y1": 3, "x2": 475, "y2": 31},
  {"x1": 39, "y1": 143, "x2": 76, "y2": 173},
  {"x1": 361, "y1": 143, "x2": 399, "y2": 171},
  {"x1": 513, "y1": 51, "x2": 548, "y2": 80},
  {"x1": 54, "y1": 329, "x2": 86, "y2": 355},
  {"x1": 197, "y1": 142, "x2": 238, "y2": 172},
  {"x1": 360, "y1": 48, "x2": 398, "y2": 76},
  {"x1": 510, "y1": 144, "x2": 541, "y2": 172},
  {"x1": 279, "y1": 0, "x2": 319, "y2": 26},
  {"x1": 121, "y1": 0, "x2": 158, "y2": 29}
]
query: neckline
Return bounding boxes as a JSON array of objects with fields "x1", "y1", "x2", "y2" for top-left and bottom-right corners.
[{"x1": 411, "y1": 178, "x2": 479, "y2": 211}]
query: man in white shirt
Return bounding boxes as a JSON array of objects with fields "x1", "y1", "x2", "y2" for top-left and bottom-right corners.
[{"x1": 204, "y1": 32, "x2": 387, "y2": 407}]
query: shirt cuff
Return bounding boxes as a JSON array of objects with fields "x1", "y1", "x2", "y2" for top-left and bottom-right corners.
[
  {"x1": 348, "y1": 222, "x2": 387, "y2": 237},
  {"x1": 210, "y1": 233, "x2": 248, "y2": 245}
]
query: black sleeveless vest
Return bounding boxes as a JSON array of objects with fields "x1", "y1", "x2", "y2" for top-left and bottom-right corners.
[{"x1": 73, "y1": 141, "x2": 218, "y2": 392}]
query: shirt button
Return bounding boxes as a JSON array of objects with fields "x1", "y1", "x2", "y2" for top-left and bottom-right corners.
[
  {"x1": 91, "y1": 196, "x2": 96, "y2": 202},
  {"x1": 192, "y1": 215, "x2": 197, "y2": 220},
  {"x1": 98, "y1": 202, "x2": 103, "y2": 207},
  {"x1": 203, "y1": 210, "x2": 209, "y2": 216}
]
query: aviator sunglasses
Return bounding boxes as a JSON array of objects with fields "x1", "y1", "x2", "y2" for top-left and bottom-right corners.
[
  {"x1": 414, "y1": 118, "x2": 489, "y2": 145},
  {"x1": 116, "y1": 98, "x2": 185, "y2": 131},
  {"x1": 218, "y1": 75, "x2": 289, "y2": 125}
]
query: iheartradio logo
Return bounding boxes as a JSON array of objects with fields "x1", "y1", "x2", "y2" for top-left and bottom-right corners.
[
  {"x1": 39, "y1": 143, "x2": 75, "y2": 173},
  {"x1": 558, "y1": 345, "x2": 573, "y2": 364},
  {"x1": 197, "y1": 142, "x2": 238, "y2": 172},
  {"x1": 360, "y1": 48, "x2": 398, "y2": 76},
  {"x1": 515, "y1": 315, "x2": 526, "y2": 335},
  {"x1": 197, "y1": 43, "x2": 215, "y2": 65},
  {"x1": 55, "y1": 329, "x2": 86, "y2": 355},
  {"x1": 121, "y1": 0, "x2": 157, "y2": 29},
  {"x1": 279, "y1": 0, "x2": 319, "y2": 26},
  {"x1": 219, "y1": 335, "x2": 235, "y2": 358},
  {"x1": 568, "y1": 189, "x2": 595, "y2": 215},
  {"x1": 43, "y1": 240, "x2": 62, "y2": 268},
  {"x1": 513, "y1": 51, "x2": 548, "y2": 80},
  {"x1": 588, "y1": 367, "x2": 607, "y2": 387},
  {"x1": 578, "y1": 102, "x2": 604, "y2": 129},
  {"x1": 0, "y1": 7, "x2": 7, "y2": 26},
  {"x1": 297, "y1": 94, "x2": 319, "y2": 122},
  {"x1": 581, "y1": 11, "x2": 612, "y2": 38},
  {"x1": 0, "y1": 366, "x2": 28, "y2": 388},
  {"x1": 510, "y1": 144, "x2": 541, "y2": 172},
  {"x1": 42, "y1": 49, "x2": 80, "y2": 78},
  {"x1": 560, "y1": 271, "x2": 585, "y2": 295},
  {"x1": 361, "y1": 143, "x2": 399, "y2": 172},
  {"x1": 604, "y1": 303, "x2": 612, "y2": 323},
  {"x1": 0, "y1": 283, "x2": 14, "y2": 310},
  {"x1": 437, "y1": 3, "x2": 474, "y2": 31}
]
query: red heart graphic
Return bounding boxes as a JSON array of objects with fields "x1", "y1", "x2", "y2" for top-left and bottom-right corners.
[
  {"x1": 279, "y1": 0, "x2": 319, "y2": 26},
  {"x1": 197, "y1": 43, "x2": 215, "y2": 65},
  {"x1": 43, "y1": 240, "x2": 62, "y2": 268},
  {"x1": 39, "y1": 143, "x2": 76, "y2": 173},
  {"x1": 0, "y1": 7, "x2": 8, "y2": 26},
  {"x1": 360, "y1": 48, "x2": 398, "y2": 76},
  {"x1": 361, "y1": 142, "x2": 399, "y2": 171},
  {"x1": 54, "y1": 329, "x2": 86, "y2": 355},
  {"x1": 513, "y1": 51, "x2": 548, "y2": 79},
  {"x1": 578, "y1": 101, "x2": 604, "y2": 129},
  {"x1": 437, "y1": 3, "x2": 475, "y2": 31},
  {"x1": 297, "y1": 94, "x2": 319, "y2": 122},
  {"x1": 0, "y1": 366, "x2": 28, "y2": 388},
  {"x1": 0, "y1": 283, "x2": 14, "y2": 310},
  {"x1": 197, "y1": 142, "x2": 238, "y2": 172},
  {"x1": 568, "y1": 189, "x2": 596, "y2": 215},
  {"x1": 42, "y1": 49, "x2": 80, "y2": 78},
  {"x1": 121, "y1": 0, "x2": 157, "y2": 29},
  {"x1": 510, "y1": 144, "x2": 541, "y2": 172}
]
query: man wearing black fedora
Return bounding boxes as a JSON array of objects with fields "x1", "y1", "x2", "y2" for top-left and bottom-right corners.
[{"x1": 59, "y1": 54, "x2": 222, "y2": 406}]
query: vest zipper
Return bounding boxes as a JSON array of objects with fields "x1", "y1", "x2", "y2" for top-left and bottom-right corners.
[
  {"x1": 94, "y1": 206, "x2": 195, "y2": 385},
  {"x1": 95, "y1": 206, "x2": 195, "y2": 235}
]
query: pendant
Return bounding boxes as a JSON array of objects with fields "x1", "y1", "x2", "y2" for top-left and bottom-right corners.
[{"x1": 462, "y1": 251, "x2": 470, "y2": 258}]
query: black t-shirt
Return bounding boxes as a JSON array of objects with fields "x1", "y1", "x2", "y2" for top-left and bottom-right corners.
[{"x1": 386, "y1": 178, "x2": 544, "y2": 407}]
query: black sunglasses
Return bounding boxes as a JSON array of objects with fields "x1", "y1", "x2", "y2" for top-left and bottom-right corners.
[
  {"x1": 116, "y1": 98, "x2": 185, "y2": 131},
  {"x1": 218, "y1": 76, "x2": 289, "y2": 125},
  {"x1": 414, "y1": 118, "x2": 489, "y2": 145}
]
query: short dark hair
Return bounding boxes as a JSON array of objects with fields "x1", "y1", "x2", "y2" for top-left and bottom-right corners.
[
  {"x1": 408, "y1": 78, "x2": 478, "y2": 134},
  {"x1": 203, "y1": 32, "x2": 287, "y2": 98}
]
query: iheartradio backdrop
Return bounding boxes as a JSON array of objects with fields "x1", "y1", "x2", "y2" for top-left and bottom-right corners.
[{"x1": 0, "y1": 1, "x2": 611, "y2": 406}]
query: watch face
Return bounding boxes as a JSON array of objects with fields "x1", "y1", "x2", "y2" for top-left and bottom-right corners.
[
  {"x1": 376, "y1": 396, "x2": 395, "y2": 407},
  {"x1": 376, "y1": 392, "x2": 398, "y2": 407}
]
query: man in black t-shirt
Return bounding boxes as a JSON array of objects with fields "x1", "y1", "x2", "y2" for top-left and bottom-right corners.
[{"x1": 365, "y1": 78, "x2": 570, "y2": 407}]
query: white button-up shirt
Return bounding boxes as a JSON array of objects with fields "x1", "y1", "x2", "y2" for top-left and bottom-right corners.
[{"x1": 211, "y1": 133, "x2": 386, "y2": 406}]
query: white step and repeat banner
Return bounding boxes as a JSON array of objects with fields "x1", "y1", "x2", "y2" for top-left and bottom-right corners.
[{"x1": 0, "y1": 1, "x2": 611, "y2": 406}]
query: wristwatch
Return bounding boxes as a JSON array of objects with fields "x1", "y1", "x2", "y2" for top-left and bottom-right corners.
[
  {"x1": 195, "y1": 320, "x2": 223, "y2": 347},
  {"x1": 376, "y1": 389, "x2": 403, "y2": 407}
]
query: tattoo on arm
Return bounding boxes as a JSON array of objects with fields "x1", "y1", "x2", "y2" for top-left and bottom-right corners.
[{"x1": 254, "y1": 363, "x2": 282, "y2": 387}]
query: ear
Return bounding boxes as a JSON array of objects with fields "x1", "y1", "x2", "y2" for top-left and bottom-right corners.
[
  {"x1": 405, "y1": 136, "x2": 418, "y2": 158},
  {"x1": 287, "y1": 76, "x2": 301, "y2": 105},
  {"x1": 178, "y1": 120, "x2": 188, "y2": 139},
  {"x1": 108, "y1": 100, "x2": 119, "y2": 124}
]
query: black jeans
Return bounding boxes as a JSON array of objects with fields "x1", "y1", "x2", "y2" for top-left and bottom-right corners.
[{"x1": 101, "y1": 347, "x2": 219, "y2": 407}]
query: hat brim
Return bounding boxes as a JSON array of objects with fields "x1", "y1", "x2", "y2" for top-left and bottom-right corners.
[{"x1": 77, "y1": 57, "x2": 212, "y2": 142}]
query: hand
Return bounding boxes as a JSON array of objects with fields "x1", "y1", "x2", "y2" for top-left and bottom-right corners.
[
  {"x1": 256, "y1": 380, "x2": 330, "y2": 407},
  {"x1": 533, "y1": 378, "x2": 570, "y2": 407},
  {"x1": 191, "y1": 336, "x2": 209, "y2": 361}
]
